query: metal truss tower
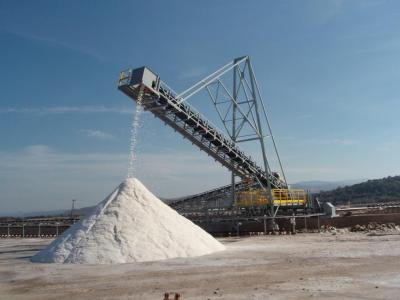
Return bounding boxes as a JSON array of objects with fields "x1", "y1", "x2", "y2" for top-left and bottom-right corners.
[
  {"x1": 174, "y1": 56, "x2": 287, "y2": 218},
  {"x1": 118, "y1": 56, "x2": 287, "y2": 221}
]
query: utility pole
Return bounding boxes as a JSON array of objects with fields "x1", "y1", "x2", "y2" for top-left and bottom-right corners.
[
  {"x1": 56, "y1": 222, "x2": 59, "y2": 236},
  {"x1": 71, "y1": 199, "x2": 76, "y2": 222}
]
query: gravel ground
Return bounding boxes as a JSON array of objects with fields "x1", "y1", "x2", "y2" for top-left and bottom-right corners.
[{"x1": 1, "y1": 233, "x2": 400, "y2": 300}]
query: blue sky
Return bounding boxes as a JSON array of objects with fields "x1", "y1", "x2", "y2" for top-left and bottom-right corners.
[{"x1": 1, "y1": 0, "x2": 399, "y2": 214}]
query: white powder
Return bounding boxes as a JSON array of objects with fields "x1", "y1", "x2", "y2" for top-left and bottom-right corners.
[{"x1": 31, "y1": 178, "x2": 225, "y2": 264}]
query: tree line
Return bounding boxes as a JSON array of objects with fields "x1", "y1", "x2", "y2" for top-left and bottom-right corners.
[{"x1": 316, "y1": 176, "x2": 400, "y2": 205}]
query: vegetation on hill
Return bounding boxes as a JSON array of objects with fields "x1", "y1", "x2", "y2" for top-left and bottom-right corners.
[{"x1": 317, "y1": 176, "x2": 400, "y2": 205}]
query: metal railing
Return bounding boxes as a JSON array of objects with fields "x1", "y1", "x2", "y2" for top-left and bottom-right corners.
[{"x1": 151, "y1": 84, "x2": 285, "y2": 189}]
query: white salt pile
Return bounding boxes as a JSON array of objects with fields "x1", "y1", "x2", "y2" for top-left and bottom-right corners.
[{"x1": 31, "y1": 178, "x2": 225, "y2": 264}]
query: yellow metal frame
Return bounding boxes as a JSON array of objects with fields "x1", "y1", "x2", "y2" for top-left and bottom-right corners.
[{"x1": 235, "y1": 188, "x2": 307, "y2": 207}]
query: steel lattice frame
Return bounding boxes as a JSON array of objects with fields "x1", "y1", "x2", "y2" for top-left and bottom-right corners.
[{"x1": 174, "y1": 56, "x2": 287, "y2": 219}]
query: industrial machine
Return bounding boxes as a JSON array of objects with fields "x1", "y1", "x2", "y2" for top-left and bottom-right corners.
[
  {"x1": 235, "y1": 188, "x2": 307, "y2": 207},
  {"x1": 118, "y1": 57, "x2": 308, "y2": 222}
]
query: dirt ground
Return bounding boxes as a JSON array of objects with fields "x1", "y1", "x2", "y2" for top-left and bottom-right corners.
[{"x1": 1, "y1": 232, "x2": 400, "y2": 300}]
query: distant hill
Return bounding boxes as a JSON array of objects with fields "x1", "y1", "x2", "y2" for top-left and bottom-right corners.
[
  {"x1": 0, "y1": 209, "x2": 67, "y2": 218},
  {"x1": 291, "y1": 179, "x2": 365, "y2": 193},
  {"x1": 0, "y1": 207, "x2": 94, "y2": 218},
  {"x1": 316, "y1": 176, "x2": 400, "y2": 205}
]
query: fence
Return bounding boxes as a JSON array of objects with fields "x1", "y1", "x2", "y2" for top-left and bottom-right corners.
[{"x1": 0, "y1": 224, "x2": 70, "y2": 238}]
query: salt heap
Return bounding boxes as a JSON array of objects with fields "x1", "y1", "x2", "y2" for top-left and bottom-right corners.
[{"x1": 31, "y1": 178, "x2": 225, "y2": 264}]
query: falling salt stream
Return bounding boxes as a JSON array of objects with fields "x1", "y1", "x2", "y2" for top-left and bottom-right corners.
[{"x1": 127, "y1": 92, "x2": 144, "y2": 178}]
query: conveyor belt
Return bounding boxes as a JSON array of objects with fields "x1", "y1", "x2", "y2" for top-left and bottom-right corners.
[{"x1": 118, "y1": 68, "x2": 286, "y2": 190}]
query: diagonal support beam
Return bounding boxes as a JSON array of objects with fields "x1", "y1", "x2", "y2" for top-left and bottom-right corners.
[{"x1": 176, "y1": 56, "x2": 248, "y2": 104}]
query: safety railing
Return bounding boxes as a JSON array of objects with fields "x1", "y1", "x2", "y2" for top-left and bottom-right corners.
[{"x1": 235, "y1": 189, "x2": 307, "y2": 207}]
